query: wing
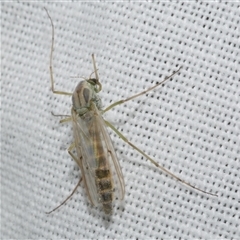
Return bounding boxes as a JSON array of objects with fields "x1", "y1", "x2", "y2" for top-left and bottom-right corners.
[
  {"x1": 71, "y1": 108, "x2": 125, "y2": 206},
  {"x1": 96, "y1": 114, "x2": 125, "y2": 201},
  {"x1": 72, "y1": 109, "x2": 99, "y2": 206}
]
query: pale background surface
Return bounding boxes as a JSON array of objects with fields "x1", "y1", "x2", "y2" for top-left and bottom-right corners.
[{"x1": 1, "y1": 2, "x2": 239, "y2": 239}]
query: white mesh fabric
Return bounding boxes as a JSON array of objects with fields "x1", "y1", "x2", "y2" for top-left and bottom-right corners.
[{"x1": 1, "y1": 2, "x2": 239, "y2": 239}]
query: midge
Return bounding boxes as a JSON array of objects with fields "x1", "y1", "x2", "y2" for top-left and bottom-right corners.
[{"x1": 45, "y1": 9, "x2": 217, "y2": 214}]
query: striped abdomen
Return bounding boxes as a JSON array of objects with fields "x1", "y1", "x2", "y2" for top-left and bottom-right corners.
[
  {"x1": 93, "y1": 125, "x2": 114, "y2": 214},
  {"x1": 95, "y1": 168, "x2": 113, "y2": 214}
]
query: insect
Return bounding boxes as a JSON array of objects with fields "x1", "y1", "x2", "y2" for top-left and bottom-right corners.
[{"x1": 45, "y1": 9, "x2": 217, "y2": 215}]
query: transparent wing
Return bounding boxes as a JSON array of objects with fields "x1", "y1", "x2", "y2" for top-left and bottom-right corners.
[
  {"x1": 71, "y1": 108, "x2": 125, "y2": 206},
  {"x1": 72, "y1": 109, "x2": 99, "y2": 205},
  {"x1": 97, "y1": 115, "x2": 125, "y2": 201}
]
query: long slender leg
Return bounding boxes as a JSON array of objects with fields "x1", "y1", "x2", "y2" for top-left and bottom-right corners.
[
  {"x1": 45, "y1": 8, "x2": 72, "y2": 96},
  {"x1": 51, "y1": 112, "x2": 71, "y2": 118},
  {"x1": 105, "y1": 120, "x2": 218, "y2": 197},
  {"x1": 44, "y1": 8, "x2": 83, "y2": 214},
  {"x1": 102, "y1": 66, "x2": 182, "y2": 113},
  {"x1": 51, "y1": 112, "x2": 72, "y2": 123},
  {"x1": 67, "y1": 142, "x2": 82, "y2": 167},
  {"x1": 46, "y1": 143, "x2": 82, "y2": 214},
  {"x1": 59, "y1": 117, "x2": 72, "y2": 124},
  {"x1": 46, "y1": 177, "x2": 82, "y2": 214}
]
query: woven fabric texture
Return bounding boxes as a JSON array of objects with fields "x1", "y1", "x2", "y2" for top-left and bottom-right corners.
[{"x1": 2, "y1": 2, "x2": 239, "y2": 239}]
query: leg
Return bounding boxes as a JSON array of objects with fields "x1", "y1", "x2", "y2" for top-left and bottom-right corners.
[
  {"x1": 46, "y1": 177, "x2": 82, "y2": 214},
  {"x1": 104, "y1": 120, "x2": 218, "y2": 197},
  {"x1": 46, "y1": 143, "x2": 82, "y2": 214},
  {"x1": 67, "y1": 142, "x2": 82, "y2": 167},
  {"x1": 102, "y1": 66, "x2": 182, "y2": 113},
  {"x1": 45, "y1": 8, "x2": 72, "y2": 96},
  {"x1": 51, "y1": 112, "x2": 72, "y2": 123}
]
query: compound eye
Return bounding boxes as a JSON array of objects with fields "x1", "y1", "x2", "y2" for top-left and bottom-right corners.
[{"x1": 83, "y1": 88, "x2": 90, "y2": 104}]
